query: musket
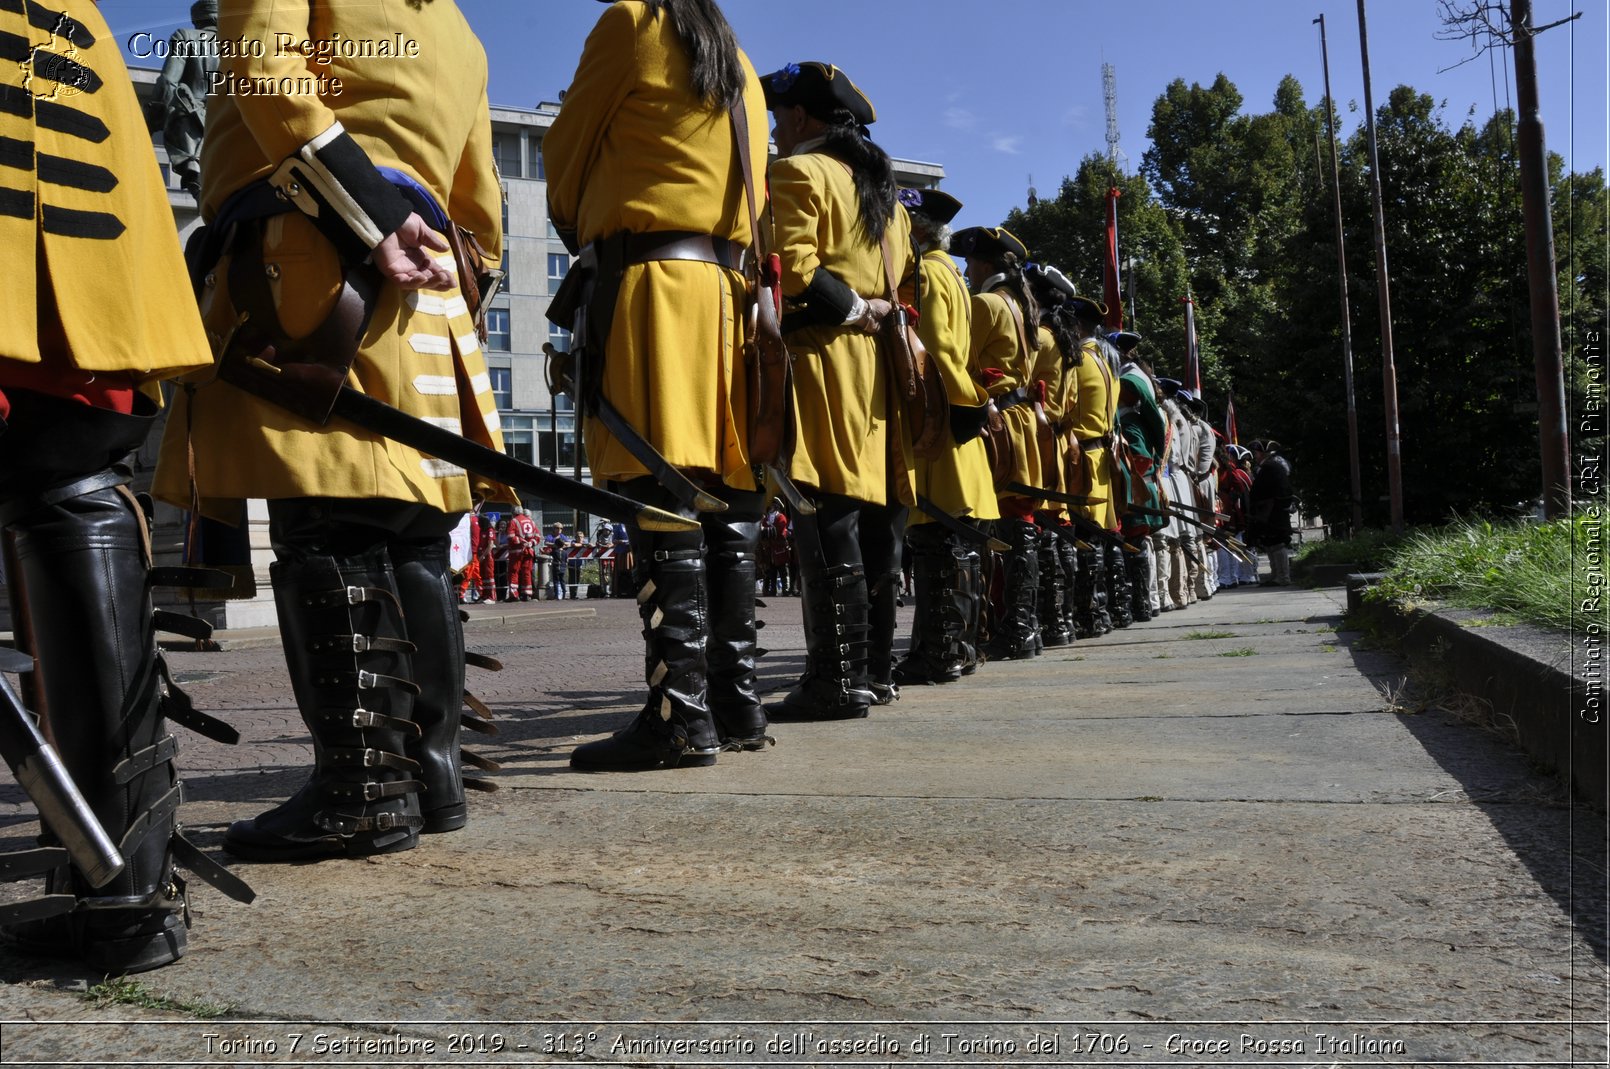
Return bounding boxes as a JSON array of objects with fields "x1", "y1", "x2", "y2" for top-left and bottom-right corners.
[
  {"x1": 1127, "y1": 503, "x2": 1249, "y2": 551},
  {"x1": 1206, "y1": 533, "x2": 1254, "y2": 567},
  {"x1": 915, "y1": 496, "x2": 1009, "y2": 553},
  {"x1": 0, "y1": 649, "x2": 124, "y2": 895},
  {"x1": 1002, "y1": 481, "x2": 1108, "y2": 509},
  {"x1": 215, "y1": 236, "x2": 699, "y2": 534}
]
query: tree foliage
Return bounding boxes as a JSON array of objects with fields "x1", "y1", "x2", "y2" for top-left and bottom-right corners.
[{"x1": 1001, "y1": 69, "x2": 1607, "y2": 530}]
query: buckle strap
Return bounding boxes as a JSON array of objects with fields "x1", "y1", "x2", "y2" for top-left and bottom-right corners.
[
  {"x1": 158, "y1": 657, "x2": 241, "y2": 745},
  {"x1": 153, "y1": 610, "x2": 214, "y2": 642},
  {"x1": 316, "y1": 706, "x2": 421, "y2": 737},
  {"x1": 312, "y1": 669, "x2": 422, "y2": 696},
  {"x1": 325, "y1": 747, "x2": 421, "y2": 772},
  {"x1": 308, "y1": 634, "x2": 416, "y2": 655},
  {"x1": 0, "y1": 469, "x2": 129, "y2": 527},
  {"x1": 148, "y1": 565, "x2": 235, "y2": 591},
  {"x1": 300, "y1": 585, "x2": 402, "y2": 612},
  {"x1": 464, "y1": 651, "x2": 503, "y2": 672},
  {"x1": 315, "y1": 810, "x2": 425, "y2": 835},
  {"x1": 171, "y1": 831, "x2": 255, "y2": 904},
  {"x1": 0, "y1": 894, "x2": 78, "y2": 926},
  {"x1": 0, "y1": 846, "x2": 69, "y2": 882},
  {"x1": 323, "y1": 778, "x2": 423, "y2": 803},
  {"x1": 650, "y1": 548, "x2": 703, "y2": 562},
  {"x1": 117, "y1": 783, "x2": 184, "y2": 857},
  {"x1": 112, "y1": 735, "x2": 180, "y2": 785}
]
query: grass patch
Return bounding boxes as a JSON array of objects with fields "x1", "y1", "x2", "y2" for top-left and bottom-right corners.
[
  {"x1": 82, "y1": 978, "x2": 233, "y2": 1019},
  {"x1": 1252, "y1": 617, "x2": 1278, "y2": 625},
  {"x1": 1364, "y1": 514, "x2": 1585, "y2": 632},
  {"x1": 1217, "y1": 647, "x2": 1259, "y2": 657},
  {"x1": 1183, "y1": 629, "x2": 1237, "y2": 640},
  {"x1": 1294, "y1": 527, "x2": 1407, "y2": 574},
  {"x1": 1152, "y1": 652, "x2": 1171, "y2": 659},
  {"x1": 1321, "y1": 643, "x2": 1339, "y2": 653}
]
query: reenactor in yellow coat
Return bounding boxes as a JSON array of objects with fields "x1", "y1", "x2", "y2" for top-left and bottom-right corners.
[
  {"x1": 761, "y1": 62, "x2": 912, "y2": 720},
  {"x1": 153, "y1": 0, "x2": 507, "y2": 860},
  {"x1": 1023, "y1": 264, "x2": 1083, "y2": 649},
  {"x1": 1, "y1": 0, "x2": 250, "y2": 971},
  {"x1": 545, "y1": 0, "x2": 773, "y2": 771},
  {"x1": 951, "y1": 225, "x2": 1042, "y2": 660},
  {"x1": 1066, "y1": 295, "x2": 1129, "y2": 633},
  {"x1": 890, "y1": 189, "x2": 998, "y2": 685}
]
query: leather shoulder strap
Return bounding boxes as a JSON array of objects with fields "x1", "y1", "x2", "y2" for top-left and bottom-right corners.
[{"x1": 730, "y1": 94, "x2": 764, "y2": 267}]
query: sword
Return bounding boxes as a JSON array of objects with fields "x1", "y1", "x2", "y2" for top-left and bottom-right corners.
[
  {"x1": 216, "y1": 240, "x2": 699, "y2": 534},
  {"x1": 1038, "y1": 523, "x2": 1095, "y2": 552},
  {"x1": 1003, "y1": 481, "x2": 1108, "y2": 509},
  {"x1": 915, "y1": 496, "x2": 1009, "y2": 552},
  {"x1": 0, "y1": 649, "x2": 124, "y2": 891},
  {"x1": 767, "y1": 465, "x2": 818, "y2": 517},
  {"x1": 1125, "y1": 502, "x2": 1245, "y2": 547}
]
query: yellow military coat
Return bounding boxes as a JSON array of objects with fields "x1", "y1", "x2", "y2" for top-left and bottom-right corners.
[
  {"x1": 152, "y1": 0, "x2": 506, "y2": 520},
  {"x1": 1026, "y1": 325, "x2": 1074, "y2": 516},
  {"x1": 771, "y1": 153, "x2": 912, "y2": 507},
  {"x1": 903, "y1": 251, "x2": 996, "y2": 525},
  {"x1": 544, "y1": 0, "x2": 768, "y2": 491},
  {"x1": 968, "y1": 288, "x2": 1043, "y2": 502},
  {"x1": 0, "y1": 0, "x2": 210, "y2": 384},
  {"x1": 1067, "y1": 337, "x2": 1120, "y2": 532}
]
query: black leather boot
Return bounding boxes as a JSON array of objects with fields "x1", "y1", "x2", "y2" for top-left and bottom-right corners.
[
  {"x1": 959, "y1": 540, "x2": 984, "y2": 675},
  {"x1": 703, "y1": 495, "x2": 773, "y2": 752},
  {"x1": 1128, "y1": 544, "x2": 1155, "y2": 623},
  {"x1": 0, "y1": 395, "x2": 250, "y2": 973},
  {"x1": 572, "y1": 481, "x2": 721, "y2": 771},
  {"x1": 225, "y1": 549, "x2": 424, "y2": 860},
  {"x1": 1105, "y1": 543, "x2": 1133, "y2": 629},
  {"x1": 1036, "y1": 516, "x2": 1071, "y2": 648},
  {"x1": 984, "y1": 519, "x2": 1039, "y2": 660},
  {"x1": 893, "y1": 523, "x2": 961, "y2": 685},
  {"x1": 865, "y1": 570, "x2": 900, "y2": 704},
  {"x1": 390, "y1": 536, "x2": 473, "y2": 832},
  {"x1": 772, "y1": 501, "x2": 872, "y2": 720},
  {"x1": 1057, "y1": 529, "x2": 1079, "y2": 642}
]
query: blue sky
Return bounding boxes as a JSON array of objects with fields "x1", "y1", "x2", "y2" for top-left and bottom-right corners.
[{"x1": 112, "y1": 0, "x2": 1606, "y2": 231}]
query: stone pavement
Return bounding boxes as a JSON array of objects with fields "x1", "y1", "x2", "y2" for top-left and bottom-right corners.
[{"x1": 0, "y1": 584, "x2": 1604, "y2": 1068}]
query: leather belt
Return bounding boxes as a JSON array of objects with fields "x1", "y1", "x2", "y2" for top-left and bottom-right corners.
[
  {"x1": 1079, "y1": 434, "x2": 1112, "y2": 449},
  {"x1": 624, "y1": 230, "x2": 747, "y2": 273}
]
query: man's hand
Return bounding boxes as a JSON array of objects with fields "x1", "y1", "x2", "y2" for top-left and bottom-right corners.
[
  {"x1": 856, "y1": 297, "x2": 893, "y2": 334},
  {"x1": 372, "y1": 213, "x2": 453, "y2": 290}
]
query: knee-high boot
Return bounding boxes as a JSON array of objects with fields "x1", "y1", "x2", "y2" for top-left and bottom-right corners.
[
  {"x1": 1106, "y1": 542, "x2": 1134, "y2": 629},
  {"x1": 772, "y1": 501, "x2": 871, "y2": 720},
  {"x1": 958, "y1": 540, "x2": 984, "y2": 676},
  {"x1": 984, "y1": 519, "x2": 1039, "y2": 660},
  {"x1": 390, "y1": 536, "x2": 474, "y2": 832},
  {"x1": 1127, "y1": 544, "x2": 1155, "y2": 623},
  {"x1": 1036, "y1": 518, "x2": 1071, "y2": 648},
  {"x1": 572, "y1": 483, "x2": 719, "y2": 771},
  {"x1": 894, "y1": 523, "x2": 961, "y2": 685},
  {"x1": 225, "y1": 548, "x2": 424, "y2": 859},
  {"x1": 1, "y1": 397, "x2": 251, "y2": 972},
  {"x1": 703, "y1": 495, "x2": 772, "y2": 751}
]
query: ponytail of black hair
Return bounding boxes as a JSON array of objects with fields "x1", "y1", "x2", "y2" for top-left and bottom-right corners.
[
  {"x1": 645, "y1": 0, "x2": 745, "y2": 109},
  {"x1": 817, "y1": 109, "x2": 897, "y2": 243},
  {"x1": 1041, "y1": 305, "x2": 1081, "y2": 370},
  {"x1": 995, "y1": 253, "x2": 1040, "y2": 341}
]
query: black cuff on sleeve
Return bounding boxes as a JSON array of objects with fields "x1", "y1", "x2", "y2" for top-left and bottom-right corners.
[
  {"x1": 802, "y1": 268, "x2": 860, "y2": 326},
  {"x1": 274, "y1": 128, "x2": 415, "y2": 265},
  {"x1": 949, "y1": 403, "x2": 990, "y2": 445}
]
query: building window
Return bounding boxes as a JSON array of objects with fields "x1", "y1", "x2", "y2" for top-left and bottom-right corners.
[
  {"x1": 492, "y1": 133, "x2": 521, "y2": 180},
  {"x1": 488, "y1": 366, "x2": 512, "y2": 411},
  {"x1": 485, "y1": 308, "x2": 510, "y2": 352},
  {"x1": 530, "y1": 140, "x2": 545, "y2": 181},
  {"x1": 547, "y1": 253, "x2": 571, "y2": 288},
  {"x1": 547, "y1": 218, "x2": 561, "y2": 239},
  {"x1": 548, "y1": 321, "x2": 572, "y2": 354}
]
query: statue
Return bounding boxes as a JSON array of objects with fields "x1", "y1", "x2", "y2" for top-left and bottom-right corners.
[{"x1": 154, "y1": 0, "x2": 217, "y2": 201}]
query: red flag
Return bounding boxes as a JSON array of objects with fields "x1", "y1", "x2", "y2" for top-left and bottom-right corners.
[
  {"x1": 1224, "y1": 388, "x2": 1239, "y2": 446},
  {"x1": 1182, "y1": 292, "x2": 1201, "y2": 394},
  {"x1": 1102, "y1": 188, "x2": 1124, "y2": 331}
]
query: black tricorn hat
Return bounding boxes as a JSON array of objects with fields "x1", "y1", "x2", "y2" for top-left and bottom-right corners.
[
  {"x1": 951, "y1": 225, "x2": 1029, "y2": 264},
  {"x1": 761, "y1": 62, "x2": 876, "y2": 126},
  {"x1": 1024, "y1": 262, "x2": 1077, "y2": 306},
  {"x1": 1155, "y1": 376, "x2": 1183, "y2": 396},
  {"x1": 898, "y1": 187, "x2": 963, "y2": 225},
  {"x1": 1067, "y1": 293, "x2": 1107, "y2": 321},
  {"x1": 1109, "y1": 329, "x2": 1143, "y2": 354}
]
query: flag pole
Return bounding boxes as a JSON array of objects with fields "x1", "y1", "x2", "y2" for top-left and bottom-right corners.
[{"x1": 1316, "y1": 13, "x2": 1365, "y2": 534}]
